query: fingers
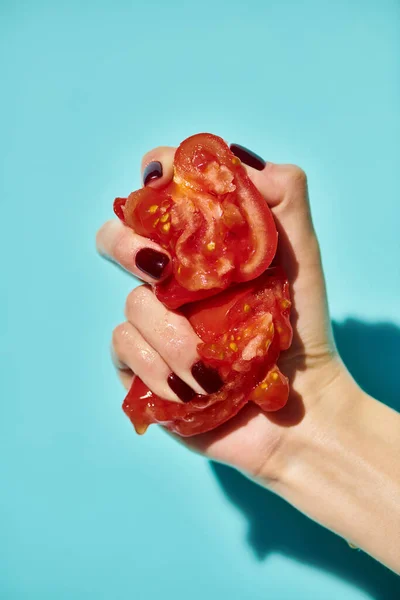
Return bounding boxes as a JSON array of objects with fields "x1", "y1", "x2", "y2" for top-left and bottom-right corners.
[
  {"x1": 251, "y1": 163, "x2": 318, "y2": 261},
  {"x1": 124, "y1": 285, "x2": 224, "y2": 398},
  {"x1": 249, "y1": 162, "x2": 313, "y2": 232},
  {"x1": 111, "y1": 321, "x2": 193, "y2": 403},
  {"x1": 256, "y1": 164, "x2": 323, "y2": 281},
  {"x1": 230, "y1": 143, "x2": 313, "y2": 230},
  {"x1": 141, "y1": 146, "x2": 175, "y2": 188},
  {"x1": 96, "y1": 220, "x2": 172, "y2": 283}
]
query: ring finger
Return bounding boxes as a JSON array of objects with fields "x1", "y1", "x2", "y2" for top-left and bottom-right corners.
[
  {"x1": 112, "y1": 321, "x2": 196, "y2": 403},
  {"x1": 124, "y1": 285, "x2": 224, "y2": 398}
]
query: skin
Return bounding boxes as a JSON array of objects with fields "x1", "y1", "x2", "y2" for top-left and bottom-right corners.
[{"x1": 96, "y1": 146, "x2": 400, "y2": 574}]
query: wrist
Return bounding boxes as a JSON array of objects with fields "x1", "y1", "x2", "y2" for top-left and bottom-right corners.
[
  {"x1": 264, "y1": 365, "x2": 400, "y2": 573},
  {"x1": 258, "y1": 356, "x2": 353, "y2": 486},
  {"x1": 274, "y1": 365, "x2": 365, "y2": 494}
]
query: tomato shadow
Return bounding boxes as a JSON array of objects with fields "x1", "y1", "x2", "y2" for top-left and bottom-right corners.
[{"x1": 210, "y1": 318, "x2": 400, "y2": 599}]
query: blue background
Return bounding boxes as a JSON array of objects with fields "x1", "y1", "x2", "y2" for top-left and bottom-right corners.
[{"x1": 1, "y1": 1, "x2": 399, "y2": 599}]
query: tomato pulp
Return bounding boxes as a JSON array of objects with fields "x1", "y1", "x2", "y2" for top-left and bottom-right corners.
[{"x1": 114, "y1": 134, "x2": 292, "y2": 436}]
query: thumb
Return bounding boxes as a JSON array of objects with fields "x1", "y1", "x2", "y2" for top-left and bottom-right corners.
[
  {"x1": 230, "y1": 148, "x2": 333, "y2": 359},
  {"x1": 248, "y1": 162, "x2": 321, "y2": 280}
]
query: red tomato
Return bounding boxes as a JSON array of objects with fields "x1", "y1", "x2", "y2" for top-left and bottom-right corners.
[
  {"x1": 115, "y1": 133, "x2": 278, "y2": 309},
  {"x1": 122, "y1": 268, "x2": 292, "y2": 437},
  {"x1": 113, "y1": 133, "x2": 293, "y2": 437}
]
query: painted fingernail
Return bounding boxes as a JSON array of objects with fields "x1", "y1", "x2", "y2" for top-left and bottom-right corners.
[
  {"x1": 230, "y1": 144, "x2": 266, "y2": 171},
  {"x1": 135, "y1": 248, "x2": 169, "y2": 279},
  {"x1": 191, "y1": 361, "x2": 224, "y2": 394},
  {"x1": 143, "y1": 161, "x2": 163, "y2": 185},
  {"x1": 167, "y1": 373, "x2": 197, "y2": 403}
]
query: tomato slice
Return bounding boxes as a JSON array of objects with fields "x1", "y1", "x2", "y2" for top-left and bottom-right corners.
[
  {"x1": 122, "y1": 268, "x2": 292, "y2": 436},
  {"x1": 115, "y1": 133, "x2": 278, "y2": 309}
]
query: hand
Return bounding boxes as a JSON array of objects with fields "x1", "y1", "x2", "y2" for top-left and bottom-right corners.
[
  {"x1": 97, "y1": 144, "x2": 400, "y2": 573},
  {"x1": 96, "y1": 143, "x2": 348, "y2": 482}
]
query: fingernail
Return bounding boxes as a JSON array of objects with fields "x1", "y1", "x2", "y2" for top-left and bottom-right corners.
[
  {"x1": 230, "y1": 144, "x2": 266, "y2": 171},
  {"x1": 191, "y1": 361, "x2": 224, "y2": 394},
  {"x1": 135, "y1": 248, "x2": 170, "y2": 279},
  {"x1": 167, "y1": 373, "x2": 197, "y2": 403},
  {"x1": 143, "y1": 161, "x2": 163, "y2": 185}
]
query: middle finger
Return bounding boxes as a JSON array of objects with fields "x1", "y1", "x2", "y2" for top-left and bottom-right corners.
[{"x1": 125, "y1": 285, "x2": 224, "y2": 396}]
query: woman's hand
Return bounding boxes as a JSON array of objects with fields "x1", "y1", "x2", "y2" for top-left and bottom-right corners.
[
  {"x1": 97, "y1": 142, "x2": 400, "y2": 573},
  {"x1": 96, "y1": 144, "x2": 347, "y2": 480}
]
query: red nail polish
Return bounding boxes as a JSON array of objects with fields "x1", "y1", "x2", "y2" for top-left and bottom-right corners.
[
  {"x1": 167, "y1": 373, "x2": 196, "y2": 403},
  {"x1": 191, "y1": 361, "x2": 223, "y2": 394},
  {"x1": 135, "y1": 248, "x2": 169, "y2": 279}
]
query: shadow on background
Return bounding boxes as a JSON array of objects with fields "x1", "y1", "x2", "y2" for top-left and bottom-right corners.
[{"x1": 211, "y1": 319, "x2": 400, "y2": 599}]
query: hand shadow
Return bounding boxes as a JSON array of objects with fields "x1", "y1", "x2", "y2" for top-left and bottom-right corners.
[{"x1": 210, "y1": 319, "x2": 400, "y2": 599}]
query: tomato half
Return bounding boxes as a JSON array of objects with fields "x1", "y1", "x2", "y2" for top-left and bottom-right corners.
[
  {"x1": 114, "y1": 133, "x2": 278, "y2": 309},
  {"x1": 122, "y1": 268, "x2": 292, "y2": 437}
]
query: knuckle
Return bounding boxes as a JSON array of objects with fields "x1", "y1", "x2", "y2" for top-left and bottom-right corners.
[
  {"x1": 112, "y1": 234, "x2": 125, "y2": 262},
  {"x1": 96, "y1": 219, "x2": 124, "y2": 257},
  {"x1": 112, "y1": 227, "x2": 131, "y2": 263},
  {"x1": 286, "y1": 164, "x2": 308, "y2": 189},
  {"x1": 125, "y1": 285, "x2": 150, "y2": 316},
  {"x1": 111, "y1": 323, "x2": 129, "y2": 352},
  {"x1": 141, "y1": 350, "x2": 160, "y2": 376},
  {"x1": 162, "y1": 331, "x2": 195, "y2": 365},
  {"x1": 95, "y1": 220, "x2": 112, "y2": 246}
]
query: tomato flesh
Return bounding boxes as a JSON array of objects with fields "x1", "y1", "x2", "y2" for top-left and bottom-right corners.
[{"x1": 113, "y1": 133, "x2": 292, "y2": 437}]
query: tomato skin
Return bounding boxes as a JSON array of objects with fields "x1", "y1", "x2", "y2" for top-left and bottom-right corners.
[
  {"x1": 155, "y1": 277, "x2": 225, "y2": 310},
  {"x1": 122, "y1": 268, "x2": 292, "y2": 437},
  {"x1": 114, "y1": 133, "x2": 278, "y2": 309},
  {"x1": 113, "y1": 197, "x2": 126, "y2": 221},
  {"x1": 124, "y1": 376, "x2": 251, "y2": 437}
]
